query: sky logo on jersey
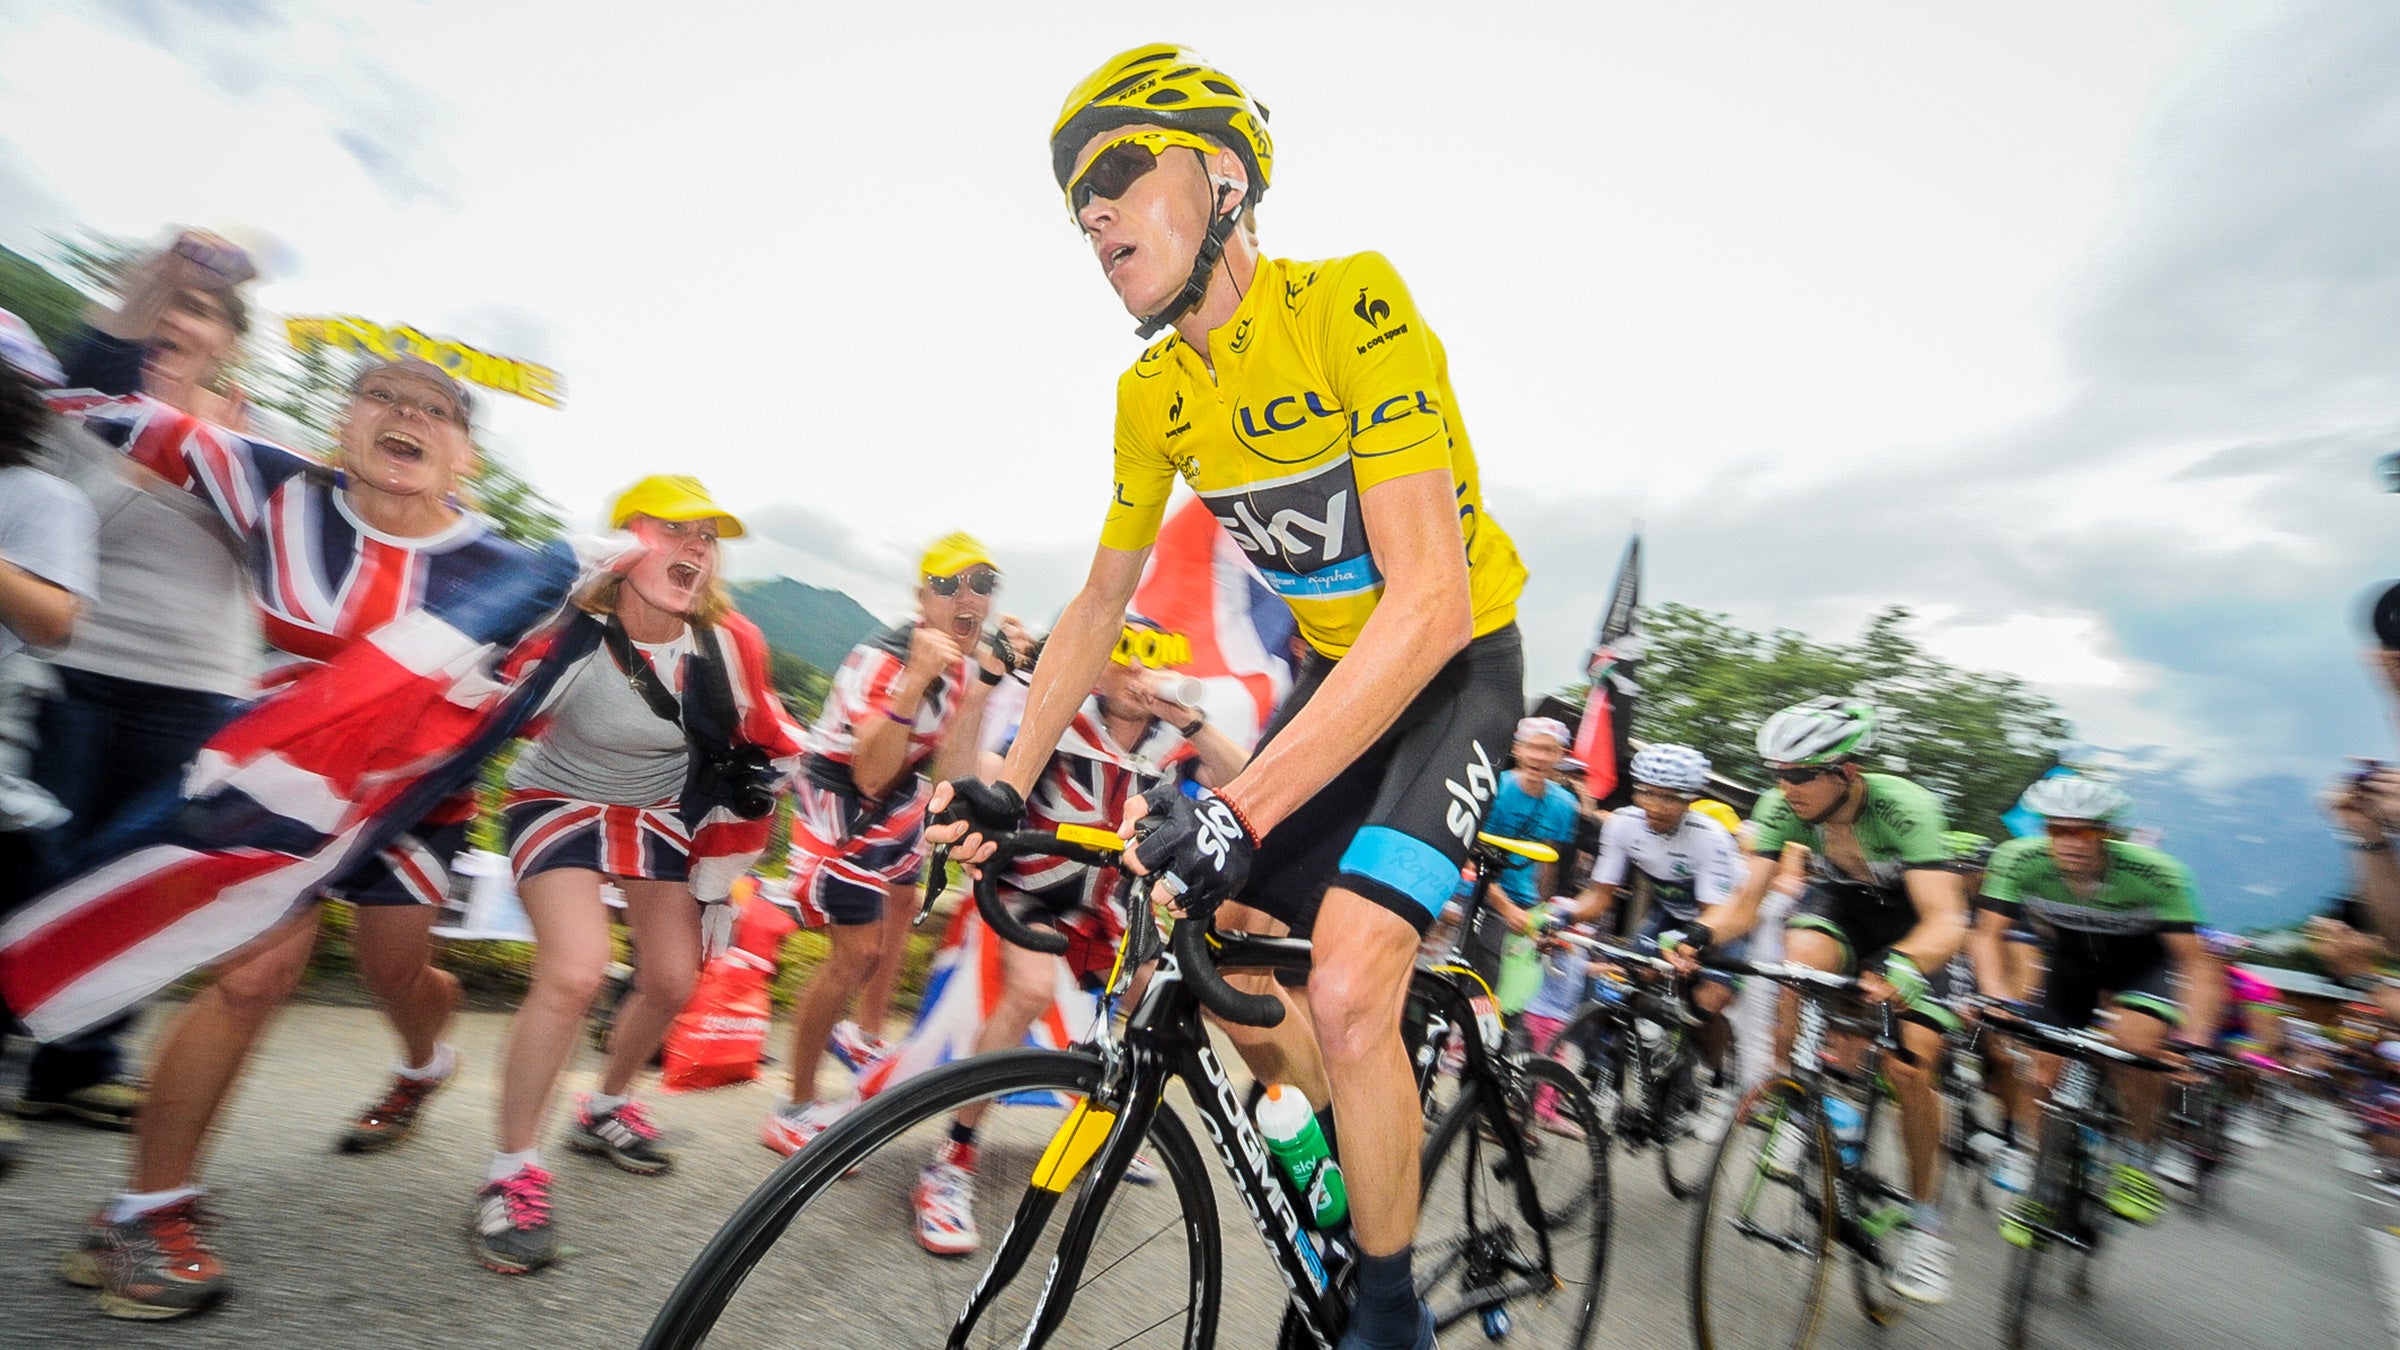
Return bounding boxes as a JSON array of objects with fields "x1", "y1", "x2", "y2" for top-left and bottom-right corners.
[{"x1": 1201, "y1": 458, "x2": 1384, "y2": 601}]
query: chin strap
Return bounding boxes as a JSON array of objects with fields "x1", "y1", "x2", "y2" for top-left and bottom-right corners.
[{"x1": 1134, "y1": 163, "x2": 1241, "y2": 340}]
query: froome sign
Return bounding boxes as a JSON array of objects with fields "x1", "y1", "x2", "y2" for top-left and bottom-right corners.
[{"x1": 284, "y1": 315, "x2": 566, "y2": 409}]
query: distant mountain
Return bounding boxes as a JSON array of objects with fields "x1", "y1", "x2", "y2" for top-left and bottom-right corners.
[{"x1": 729, "y1": 576, "x2": 885, "y2": 672}]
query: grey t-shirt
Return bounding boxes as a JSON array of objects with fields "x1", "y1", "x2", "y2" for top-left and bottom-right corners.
[
  {"x1": 0, "y1": 463, "x2": 99, "y2": 665},
  {"x1": 507, "y1": 634, "x2": 694, "y2": 806},
  {"x1": 35, "y1": 418, "x2": 259, "y2": 697}
]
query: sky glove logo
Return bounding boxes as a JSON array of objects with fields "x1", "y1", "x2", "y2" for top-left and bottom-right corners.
[{"x1": 1194, "y1": 797, "x2": 1243, "y2": 872}]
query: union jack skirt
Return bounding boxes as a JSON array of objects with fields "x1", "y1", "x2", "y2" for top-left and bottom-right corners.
[
  {"x1": 502, "y1": 791, "x2": 691, "y2": 883},
  {"x1": 786, "y1": 777, "x2": 928, "y2": 927}
]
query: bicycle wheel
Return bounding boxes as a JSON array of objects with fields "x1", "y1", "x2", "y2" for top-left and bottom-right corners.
[
  {"x1": 643, "y1": 1049, "x2": 1225, "y2": 1349},
  {"x1": 1652, "y1": 1039, "x2": 1710, "y2": 1200},
  {"x1": 1689, "y1": 1077, "x2": 1837, "y2": 1350},
  {"x1": 1551, "y1": 1005, "x2": 1623, "y2": 1138},
  {"x1": 2003, "y1": 1113, "x2": 2077, "y2": 1350},
  {"x1": 1417, "y1": 1056, "x2": 1611, "y2": 1347}
]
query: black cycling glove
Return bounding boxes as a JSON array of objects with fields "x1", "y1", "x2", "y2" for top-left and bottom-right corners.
[
  {"x1": 1131, "y1": 784, "x2": 1254, "y2": 919},
  {"x1": 937, "y1": 778, "x2": 1025, "y2": 837}
]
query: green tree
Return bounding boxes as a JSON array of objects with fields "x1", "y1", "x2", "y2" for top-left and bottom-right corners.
[
  {"x1": 767, "y1": 647, "x2": 832, "y2": 723},
  {"x1": 0, "y1": 246, "x2": 90, "y2": 352},
  {"x1": 1627, "y1": 602, "x2": 2069, "y2": 837}
]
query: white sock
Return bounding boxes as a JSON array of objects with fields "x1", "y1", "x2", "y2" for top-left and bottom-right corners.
[
  {"x1": 584, "y1": 1091, "x2": 629, "y2": 1117},
  {"x1": 397, "y1": 1042, "x2": 457, "y2": 1082},
  {"x1": 486, "y1": 1149, "x2": 543, "y2": 1182},
  {"x1": 777, "y1": 1097, "x2": 812, "y2": 1120},
  {"x1": 110, "y1": 1187, "x2": 201, "y2": 1224}
]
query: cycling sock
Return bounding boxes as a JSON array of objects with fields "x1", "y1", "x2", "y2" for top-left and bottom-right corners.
[
  {"x1": 487, "y1": 1149, "x2": 542, "y2": 1182},
  {"x1": 1346, "y1": 1246, "x2": 1419, "y2": 1348},
  {"x1": 1910, "y1": 1201, "x2": 1945, "y2": 1236},
  {"x1": 397, "y1": 1041, "x2": 457, "y2": 1082},
  {"x1": 585, "y1": 1091, "x2": 629, "y2": 1116},
  {"x1": 950, "y1": 1120, "x2": 978, "y2": 1147},
  {"x1": 110, "y1": 1187, "x2": 201, "y2": 1223}
]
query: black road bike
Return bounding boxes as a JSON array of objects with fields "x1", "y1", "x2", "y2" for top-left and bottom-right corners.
[
  {"x1": 642, "y1": 827, "x2": 1611, "y2": 1349},
  {"x1": 1544, "y1": 932, "x2": 1717, "y2": 1199}
]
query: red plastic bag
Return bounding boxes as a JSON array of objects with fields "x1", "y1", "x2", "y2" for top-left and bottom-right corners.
[
  {"x1": 731, "y1": 890, "x2": 798, "y2": 963},
  {"x1": 661, "y1": 948, "x2": 774, "y2": 1092}
]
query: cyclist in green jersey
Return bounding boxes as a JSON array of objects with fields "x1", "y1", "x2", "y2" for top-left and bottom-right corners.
[
  {"x1": 1969, "y1": 776, "x2": 2218, "y2": 1231},
  {"x1": 932, "y1": 47, "x2": 1529, "y2": 1350},
  {"x1": 1667, "y1": 696, "x2": 1969, "y2": 1304}
]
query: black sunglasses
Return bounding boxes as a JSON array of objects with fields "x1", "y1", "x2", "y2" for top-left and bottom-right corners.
[
  {"x1": 1071, "y1": 142, "x2": 1167, "y2": 213},
  {"x1": 1770, "y1": 765, "x2": 1844, "y2": 786},
  {"x1": 927, "y1": 568, "x2": 1000, "y2": 597}
]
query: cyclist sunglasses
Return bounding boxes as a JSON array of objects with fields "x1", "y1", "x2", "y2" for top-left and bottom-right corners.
[
  {"x1": 2043, "y1": 821, "x2": 2109, "y2": 842},
  {"x1": 926, "y1": 567, "x2": 1000, "y2": 597},
  {"x1": 1066, "y1": 128, "x2": 1220, "y2": 214},
  {"x1": 1769, "y1": 765, "x2": 1844, "y2": 786}
]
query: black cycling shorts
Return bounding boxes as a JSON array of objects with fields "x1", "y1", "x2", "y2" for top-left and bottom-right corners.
[
  {"x1": 1785, "y1": 878, "x2": 1959, "y2": 1028},
  {"x1": 2039, "y1": 946, "x2": 2182, "y2": 1031},
  {"x1": 1241, "y1": 625, "x2": 1524, "y2": 937}
]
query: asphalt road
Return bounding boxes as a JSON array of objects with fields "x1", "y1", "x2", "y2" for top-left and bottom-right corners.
[{"x1": 2, "y1": 1003, "x2": 2391, "y2": 1348}]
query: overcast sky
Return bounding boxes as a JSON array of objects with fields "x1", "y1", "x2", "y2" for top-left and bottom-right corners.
[{"x1": 2, "y1": 0, "x2": 2390, "y2": 923}]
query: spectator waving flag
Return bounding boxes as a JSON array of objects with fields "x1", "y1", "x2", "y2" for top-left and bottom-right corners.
[
  {"x1": 1129, "y1": 494, "x2": 1298, "y2": 750},
  {"x1": 1573, "y1": 533, "x2": 1644, "y2": 805}
]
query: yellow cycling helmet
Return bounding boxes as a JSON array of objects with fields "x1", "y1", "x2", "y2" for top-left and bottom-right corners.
[
  {"x1": 1689, "y1": 799, "x2": 1742, "y2": 835},
  {"x1": 1050, "y1": 45, "x2": 1273, "y2": 207}
]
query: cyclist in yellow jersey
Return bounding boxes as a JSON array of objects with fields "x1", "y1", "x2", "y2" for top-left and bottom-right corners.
[{"x1": 931, "y1": 46, "x2": 1527, "y2": 1350}]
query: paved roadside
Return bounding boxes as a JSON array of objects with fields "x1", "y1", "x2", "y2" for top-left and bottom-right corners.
[{"x1": 2, "y1": 1004, "x2": 2391, "y2": 1348}]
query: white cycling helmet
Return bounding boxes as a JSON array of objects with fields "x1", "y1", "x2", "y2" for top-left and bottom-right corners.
[
  {"x1": 1629, "y1": 744, "x2": 1712, "y2": 794},
  {"x1": 2018, "y1": 775, "x2": 2129, "y2": 824},
  {"x1": 1755, "y1": 696, "x2": 1878, "y2": 766}
]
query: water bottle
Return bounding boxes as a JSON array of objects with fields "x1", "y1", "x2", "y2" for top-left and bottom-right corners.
[
  {"x1": 1257, "y1": 1084, "x2": 1349, "y2": 1229},
  {"x1": 1822, "y1": 1095, "x2": 1866, "y2": 1168}
]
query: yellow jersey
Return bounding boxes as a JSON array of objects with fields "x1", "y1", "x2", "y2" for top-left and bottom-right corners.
[{"x1": 1098, "y1": 252, "x2": 1527, "y2": 659}]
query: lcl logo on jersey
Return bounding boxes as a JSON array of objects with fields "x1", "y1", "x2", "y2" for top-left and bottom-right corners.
[{"x1": 1231, "y1": 388, "x2": 1346, "y2": 465}]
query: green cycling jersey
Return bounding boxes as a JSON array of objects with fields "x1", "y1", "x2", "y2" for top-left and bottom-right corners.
[
  {"x1": 1747, "y1": 772, "x2": 1951, "y2": 890},
  {"x1": 1979, "y1": 837, "x2": 2201, "y2": 940}
]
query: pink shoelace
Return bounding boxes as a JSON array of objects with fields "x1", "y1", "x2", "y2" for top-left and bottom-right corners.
[
  {"x1": 496, "y1": 1167, "x2": 554, "y2": 1226},
  {"x1": 610, "y1": 1100, "x2": 661, "y2": 1141}
]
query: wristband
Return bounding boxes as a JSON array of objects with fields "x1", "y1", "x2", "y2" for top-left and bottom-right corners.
[
  {"x1": 879, "y1": 705, "x2": 917, "y2": 727},
  {"x1": 1178, "y1": 711, "x2": 1205, "y2": 738},
  {"x1": 1883, "y1": 952, "x2": 1931, "y2": 1007},
  {"x1": 977, "y1": 664, "x2": 1003, "y2": 686},
  {"x1": 1213, "y1": 788, "x2": 1260, "y2": 847}
]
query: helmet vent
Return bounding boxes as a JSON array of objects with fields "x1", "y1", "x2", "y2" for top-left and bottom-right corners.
[
  {"x1": 1202, "y1": 79, "x2": 1241, "y2": 98},
  {"x1": 1145, "y1": 88, "x2": 1190, "y2": 105}
]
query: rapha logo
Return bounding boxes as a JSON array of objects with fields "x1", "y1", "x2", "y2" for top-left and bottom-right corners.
[
  {"x1": 1444, "y1": 740, "x2": 1498, "y2": 846},
  {"x1": 1353, "y1": 288, "x2": 1391, "y2": 327}
]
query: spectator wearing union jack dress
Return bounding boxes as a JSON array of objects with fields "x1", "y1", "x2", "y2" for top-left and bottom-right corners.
[
  {"x1": 908, "y1": 616, "x2": 1246, "y2": 1255},
  {"x1": 471, "y1": 475, "x2": 801, "y2": 1275},
  {"x1": 762, "y1": 532, "x2": 1011, "y2": 1156},
  {"x1": 46, "y1": 356, "x2": 576, "y2": 1321}
]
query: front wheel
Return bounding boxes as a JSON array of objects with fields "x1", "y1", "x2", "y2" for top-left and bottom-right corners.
[
  {"x1": 2003, "y1": 1113, "x2": 2079, "y2": 1350},
  {"x1": 1689, "y1": 1077, "x2": 1838, "y2": 1350},
  {"x1": 642, "y1": 1049, "x2": 1221, "y2": 1349}
]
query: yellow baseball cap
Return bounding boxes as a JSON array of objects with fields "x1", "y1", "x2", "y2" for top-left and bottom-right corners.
[
  {"x1": 609, "y1": 475, "x2": 745, "y2": 538},
  {"x1": 919, "y1": 531, "x2": 995, "y2": 579}
]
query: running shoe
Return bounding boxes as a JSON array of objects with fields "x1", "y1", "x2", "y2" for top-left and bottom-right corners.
[
  {"x1": 1883, "y1": 1225, "x2": 1954, "y2": 1304},
  {"x1": 761, "y1": 1098, "x2": 851, "y2": 1157},
  {"x1": 829, "y1": 1020, "x2": 891, "y2": 1073},
  {"x1": 1990, "y1": 1145, "x2": 2034, "y2": 1195},
  {"x1": 17, "y1": 1078, "x2": 143, "y2": 1131},
  {"x1": 336, "y1": 1050, "x2": 455, "y2": 1154},
  {"x1": 2156, "y1": 1147, "x2": 2199, "y2": 1189},
  {"x1": 470, "y1": 1165, "x2": 557, "y2": 1274},
  {"x1": 1122, "y1": 1151, "x2": 1161, "y2": 1186},
  {"x1": 914, "y1": 1140, "x2": 980, "y2": 1256},
  {"x1": 1693, "y1": 1087, "x2": 1734, "y2": 1145},
  {"x1": 2000, "y1": 1201, "x2": 2052, "y2": 1249},
  {"x1": 2103, "y1": 1162, "x2": 2166, "y2": 1224},
  {"x1": 565, "y1": 1094, "x2": 674, "y2": 1175},
  {"x1": 1539, "y1": 1110, "x2": 1590, "y2": 1141},
  {"x1": 62, "y1": 1197, "x2": 227, "y2": 1320}
]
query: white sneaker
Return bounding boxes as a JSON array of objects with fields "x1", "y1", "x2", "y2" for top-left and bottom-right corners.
[
  {"x1": 1122, "y1": 1152, "x2": 1161, "y2": 1187},
  {"x1": 1990, "y1": 1145, "x2": 2034, "y2": 1195},
  {"x1": 1885, "y1": 1227, "x2": 1954, "y2": 1305},
  {"x1": 2156, "y1": 1147, "x2": 2199, "y2": 1189},
  {"x1": 761, "y1": 1098, "x2": 852, "y2": 1157},
  {"x1": 913, "y1": 1141, "x2": 980, "y2": 1256},
  {"x1": 1966, "y1": 1129, "x2": 2005, "y2": 1163},
  {"x1": 829, "y1": 1021, "x2": 892, "y2": 1073}
]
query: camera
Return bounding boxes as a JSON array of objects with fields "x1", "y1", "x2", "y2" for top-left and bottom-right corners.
[{"x1": 695, "y1": 742, "x2": 780, "y2": 820}]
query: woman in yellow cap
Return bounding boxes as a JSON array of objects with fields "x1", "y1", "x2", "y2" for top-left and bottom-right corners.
[
  {"x1": 762, "y1": 532, "x2": 1015, "y2": 1156},
  {"x1": 471, "y1": 476, "x2": 802, "y2": 1275}
]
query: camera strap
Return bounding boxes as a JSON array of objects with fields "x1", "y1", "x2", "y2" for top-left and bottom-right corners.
[{"x1": 599, "y1": 616, "x2": 685, "y2": 730}]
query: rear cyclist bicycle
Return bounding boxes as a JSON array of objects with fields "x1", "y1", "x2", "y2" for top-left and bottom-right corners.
[
  {"x1": 935, "y1": 44, "x2": 1531, "y2": 1350},
  {"x1": 1667, "y1": 697, "x2": 1969, "y2": 1304}
]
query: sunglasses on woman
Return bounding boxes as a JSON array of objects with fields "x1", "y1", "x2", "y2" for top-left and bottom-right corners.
[
  {"x1": 926, "y1": 567, "x2": 1000, "y2": 598},
  {"x1": 1066, "y1": 128, "x2": 1222, "y2": 214}
]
